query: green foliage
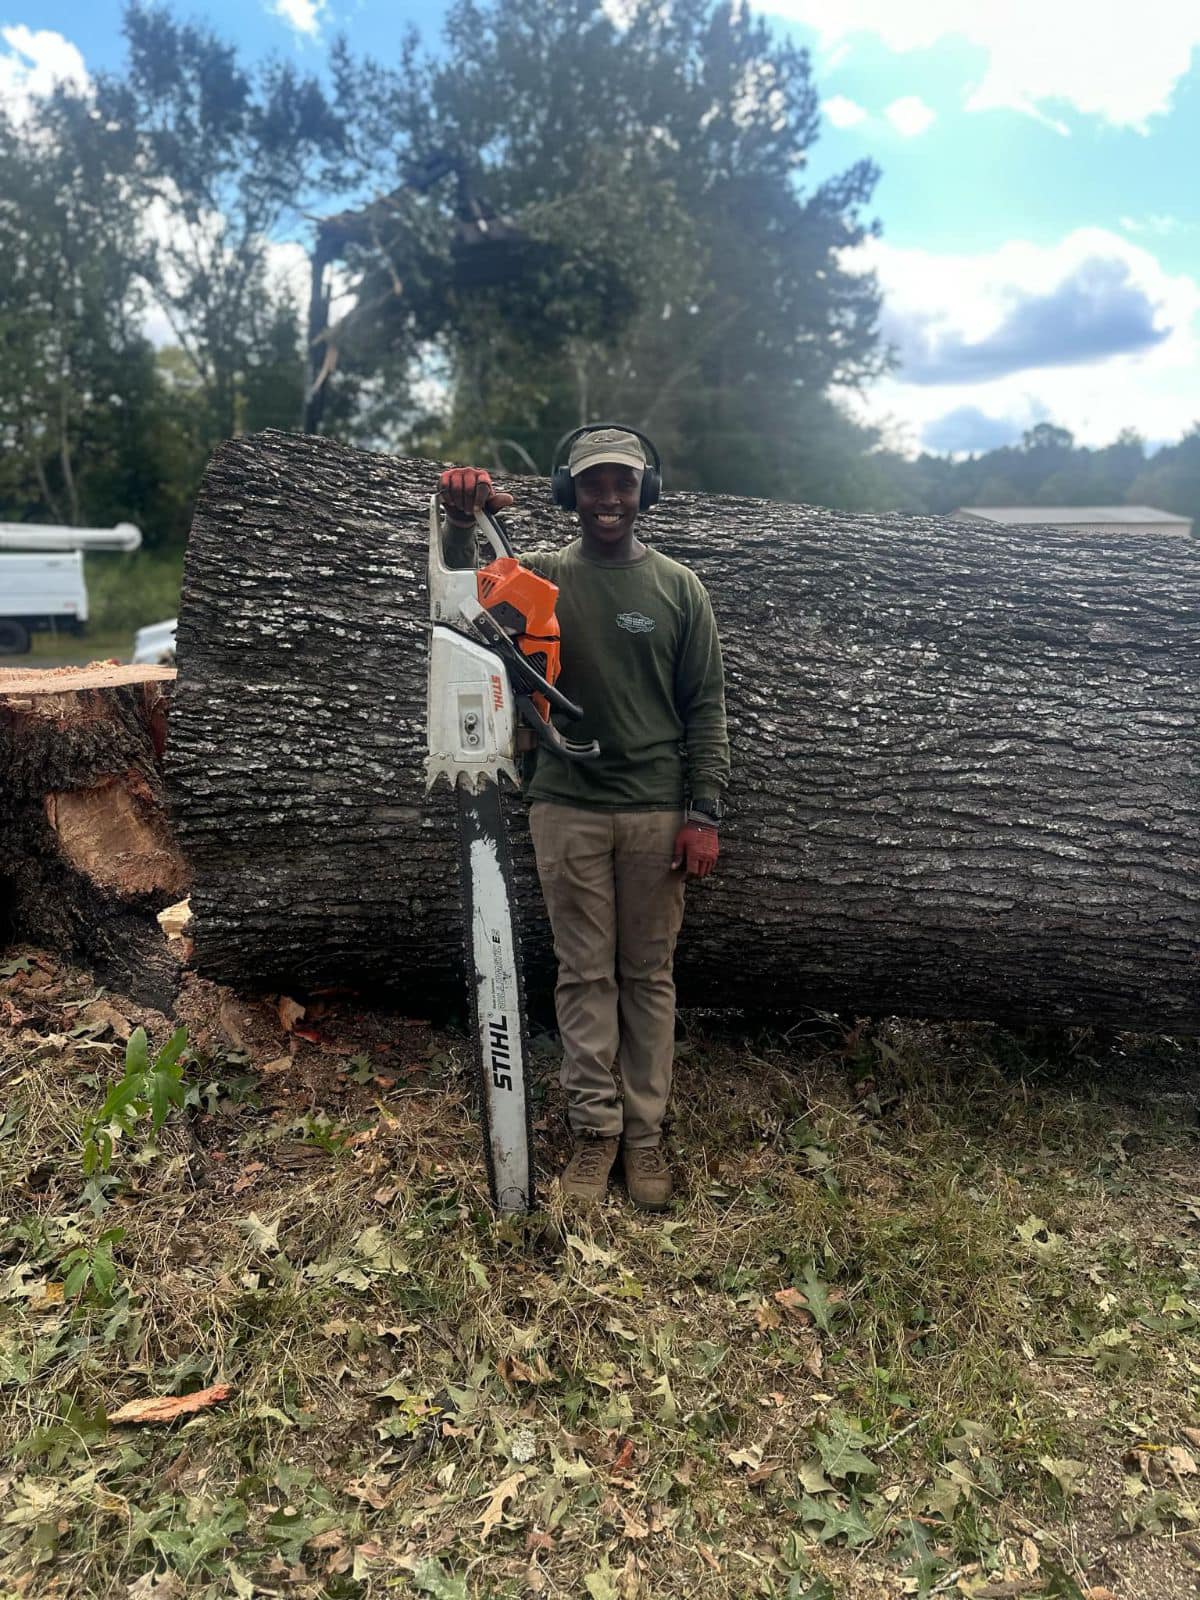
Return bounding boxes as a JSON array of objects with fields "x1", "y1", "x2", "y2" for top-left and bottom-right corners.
[
  {"x1": 330, "y1": 0, "x2": 887, "y2": 499},
  {"x1": 83, "y1": 548, "x2": 183, "y2": 633},
  {"x1": 81, "y1": 1025, "x2": 191, "y2": 1176},
  {"x1": 59, "y1": 1227, "x2": 125, "y2": 1302}
]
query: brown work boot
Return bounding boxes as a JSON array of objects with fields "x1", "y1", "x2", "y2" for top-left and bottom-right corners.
[
  {"x1": 623, "y1": 1144, "x2": 674, "y2": 1212},
  {"x1": 560, "y1": 1135, "x2": 620, "y2": 1205}
]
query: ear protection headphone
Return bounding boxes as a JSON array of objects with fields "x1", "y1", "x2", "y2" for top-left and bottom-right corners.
[{"x1": 550, "y1": 422, "x2": 663, "y2": 513}]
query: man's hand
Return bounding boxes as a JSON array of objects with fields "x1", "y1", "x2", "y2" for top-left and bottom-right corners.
[
  {"x1": 671, "y1": 821, "x2": 719, "y2": 879},
  {"x1": 439, "y1": 467, "x2": 514, "y2": 526}
]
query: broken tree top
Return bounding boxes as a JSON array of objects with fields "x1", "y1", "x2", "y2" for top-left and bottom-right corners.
[{"x1": 168, "y1": 429, "x2": 1199, "y2": 1032}]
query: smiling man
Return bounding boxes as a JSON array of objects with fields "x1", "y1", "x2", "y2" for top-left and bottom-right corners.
[{"x1": 437, "y1": 426, "x2": 729, "y2": 1210}]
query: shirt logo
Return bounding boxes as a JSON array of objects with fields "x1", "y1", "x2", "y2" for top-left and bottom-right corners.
[{"x1": 616, "y1": 611, "x2": 655, "y2": 633}]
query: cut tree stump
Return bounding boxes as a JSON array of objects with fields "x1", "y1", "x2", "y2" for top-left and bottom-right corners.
[
  {"x1": 0, "y1": 664, "x2": 187, "y2": 1009},
  {"x1": 169, "y1": 430, "x2": 1200, "y2": 1032}
]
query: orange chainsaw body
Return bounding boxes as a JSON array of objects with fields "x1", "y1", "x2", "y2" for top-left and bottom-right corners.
[{"x1": 477, "y1": 556, "x2": 562, "y2": 724}]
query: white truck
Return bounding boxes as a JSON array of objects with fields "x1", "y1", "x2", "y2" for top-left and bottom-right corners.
[{"x1": 0, "y1": 521, "x2": 142, "y2": 654}]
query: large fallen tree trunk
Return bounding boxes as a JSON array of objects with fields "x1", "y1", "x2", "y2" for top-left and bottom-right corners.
[
  {"x1": 168, "y1": 430, "x2": 1199, "y2": 1031},
  {"x1": 0, "y1": 664, "x2": 187, "y2": 1009}
]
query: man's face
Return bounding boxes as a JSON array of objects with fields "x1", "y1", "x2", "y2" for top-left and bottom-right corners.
[{"x1": 573, "y1": 461, "x2": 642, "y2": 544}]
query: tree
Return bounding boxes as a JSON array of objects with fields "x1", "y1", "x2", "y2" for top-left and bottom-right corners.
[
  {"x1": 328, "y1": 0, "x2": 887, "y2": 498},
  {"x1": 0, "y1": 89, "x2": 155, "y2": 527},
  {"x1": 98, "y1": 2, "x2": 344, "y2": 444},
  {"x1": 168, "y1": 432, "x2": 1200, "y2": 1034}
]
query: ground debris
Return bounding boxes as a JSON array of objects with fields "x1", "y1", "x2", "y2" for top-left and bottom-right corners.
[{"x1": 2, "y1": 956, "x2": 1200, "y2": 1598}]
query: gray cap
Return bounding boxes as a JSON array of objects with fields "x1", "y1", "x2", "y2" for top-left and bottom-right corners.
[{"x1": 568, "y1": 427, "x2": 646, "y2": 477}]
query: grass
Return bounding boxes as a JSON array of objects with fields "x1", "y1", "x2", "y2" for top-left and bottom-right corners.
[
  {"x1": 2, "y1": 953, "x2": 1200, "y2": 1599},
  {"x1": 83, "y1": 548, "x2": 183, "y2": 634}
]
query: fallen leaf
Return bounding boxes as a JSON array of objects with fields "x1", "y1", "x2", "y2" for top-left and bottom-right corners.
[
  {"x1": 727, "y1": 1444, "x2": 764, "y2": 1472},
  {"x1": 610, "y1": 1438, "x2": 636, "y2": 1476},
  {"x1": 293, "y1": 1024, "x2": 324, "y2": 1044},
  {"x1": 239, "y1": 1212, "x2": 281, "y2": 1254},
  {"x1": 1038, "y1": 1456, "x2": 1088, "y2": 1497},
  {"x1": 800, "y1": 1337, "x2": 824, "y2": 1378},
  {"x1": 497, "y1": 1354, "x2": 541, "y2": 1387},
  {"x1": 479, "y1": 1470, "x2": 526, "y2": 1541},
  {"x1": 343, "y1": 1477, "x2": 391, "y2": 1510},
  {"x1": 754, "y1": 1300, "x2": 781, "y2": 1332},
  {"x1": 258, "y1": 1055, "x2": 293, "y2": 1075},
  {"x1": 126, "y1": 1570, "x2": 187, "y2": 1599},
  {"x1": 277, "y1": 995, "x2": 306, "y2": 1032},
  {"x1": 567, "y1": 1233, "x2": 618, "y2": 1268},
  {"x1": 109, "y1": 1383, "x2": 233, "y2": 1426},
  {"x1": 77, "y1": 999, "x2": 133, "y2": 1041},
  {"x1": 1165, "y1": 1445, "x2": 1198, "y2": 1476},
  {"x1": 1183, "y1": 1427, "x2": 1200, "y2": 1449},
  {"x1": 525, "y1": 1530, "x2": 556, "y2": 1555},
  {"x1": 620, "y1": 1503, "x2": 650, "y2": 1539},
  {"x1": 773, "y1": 1286, "x2": 815, "y2": 1325}
]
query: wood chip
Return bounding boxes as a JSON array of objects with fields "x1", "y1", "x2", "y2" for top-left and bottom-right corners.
[
  {"x1": 108, "y1": 1383, "x2": 233, "y2": 1426},
  {"x1": 157, "y1": 897, "x2": 192, "y2": 939}
]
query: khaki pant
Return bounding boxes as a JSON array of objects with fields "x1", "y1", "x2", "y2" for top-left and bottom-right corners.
[{"x1": 528, "y1": 803, "x2": 686, "y2": 1148}]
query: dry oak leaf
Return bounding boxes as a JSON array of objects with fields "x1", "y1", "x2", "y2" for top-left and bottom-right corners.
[
  {"x1": 754, "y1": 1300, "x2": 781, "y2": 1333},
  {"x1": 478, "y1": 1470, "x2": 527, "y2": 1542},
  {"x1": 108, "y1": 1383, "x2": 233, "y2": 1426},
  {"x1": 277, "y1": 995, "x2": 306, "y2": 1033},
  {"x1": 773, "y1": 1286, "x2": 815, "y2": 1325},
  {"x1": 1165, "y1": 1444, "x2": 1198, "y2": 1476}
]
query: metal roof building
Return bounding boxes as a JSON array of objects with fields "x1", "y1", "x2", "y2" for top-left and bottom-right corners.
[{"x1": 954, "y1": 505, "x2": 1193, "y2": 537}]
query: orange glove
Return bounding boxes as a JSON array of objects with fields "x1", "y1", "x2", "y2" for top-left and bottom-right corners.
[
  {"x1": 671, "y1": 821, "x2": 719, "y2": 878},
  {"x1": 439, "y1": 466, "x2": 514, "y2": 526}
]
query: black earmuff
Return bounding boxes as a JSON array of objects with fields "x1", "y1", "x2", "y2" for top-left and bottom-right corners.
[{"x1": 550, "y1": 423, "x2": 663, "y2": 513}]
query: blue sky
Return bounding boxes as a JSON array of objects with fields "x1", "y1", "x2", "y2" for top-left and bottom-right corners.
[{"x1": 6, "y1": 0, "x2": 1199, "y2": 455}]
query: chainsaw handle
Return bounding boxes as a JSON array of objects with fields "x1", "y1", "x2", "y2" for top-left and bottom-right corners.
[
  {"x1": 516, "y1": 695, "x2": 600, "y2": 761},
  {"x1": 471, "y1": 613, "x2": 587, "y2": 722},
  {"x1": 476, "y1": 506, "x2": 516, "y2": 561}
]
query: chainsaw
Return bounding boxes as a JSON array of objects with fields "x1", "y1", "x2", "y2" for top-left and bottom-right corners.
[{"x1": 425, "y1": 496, "x2": 597, "y2": 1211}]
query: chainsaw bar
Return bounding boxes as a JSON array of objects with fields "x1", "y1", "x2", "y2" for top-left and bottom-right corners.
[{"x1": 455, "y1": 778, "x2": 534, "y2": 1212}]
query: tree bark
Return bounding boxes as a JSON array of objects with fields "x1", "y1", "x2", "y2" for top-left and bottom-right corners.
[
  {"x1": 168, "y1": 430, "x2": 1200, "y2": 1032},
  {"x1": 0, "y1": 664, "x2": 187, "y2": 1010}
]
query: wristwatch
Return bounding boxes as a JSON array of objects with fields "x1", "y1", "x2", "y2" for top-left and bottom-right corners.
[{"x1": 687, "y1": 797, "x2": 723, "y2": 825}]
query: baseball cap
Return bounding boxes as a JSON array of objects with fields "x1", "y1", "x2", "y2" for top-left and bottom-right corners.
[{"x1": 568, "y1": 427, "x2": 646, "y2": 477}]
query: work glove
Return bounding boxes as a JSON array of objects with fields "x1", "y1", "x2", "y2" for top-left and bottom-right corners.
[
  {"x1": 671, "y1": 820, "x2": 719, "y2": 879},
  {"x1": 439, "y1": 466, "x2": 514, "y2": 526}
]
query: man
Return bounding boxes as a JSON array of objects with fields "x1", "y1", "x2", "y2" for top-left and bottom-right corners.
[{"x1": 438, "y1": 426, "x2": 729, "y2": 1210}]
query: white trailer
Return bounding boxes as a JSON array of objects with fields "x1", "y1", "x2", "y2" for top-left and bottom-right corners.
[{"x1": 0, "y1": 522, "x2": 142, "y2": 654}]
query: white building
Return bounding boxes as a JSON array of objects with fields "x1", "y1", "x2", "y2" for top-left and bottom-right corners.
[{"x1": 954, "y1": 505, "x2": 1192, "y2": 537}]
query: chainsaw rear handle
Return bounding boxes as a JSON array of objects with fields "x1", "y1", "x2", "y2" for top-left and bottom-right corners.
[{"x1": 515, "y1": 695, "x2": 600, "y2": 760}]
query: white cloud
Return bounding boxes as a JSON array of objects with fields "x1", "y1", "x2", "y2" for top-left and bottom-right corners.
[
  {"x1": 883, "y1": 95, "x2": 936, "y2": 136},
  {"x1": 1120, "y1": 214, "x2": 1190, "y2": 238},
  {"x1": 268, "y1": 0, "x2": 325, "y2": 39},
  {"x1": 840, "y1": 229, "x2": 1200, "y2": 452},
  {"x1": 823, "y1": 94, "x2": 869, "y2": 128},
  {"x1": 0, "y1": 26, "x2": 90, "y2": 120},
  {"x1": 764, "y1": 0, "x2": 1200, "y2": 129}
]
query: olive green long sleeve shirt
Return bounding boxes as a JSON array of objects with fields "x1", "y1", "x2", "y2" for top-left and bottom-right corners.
[{"x1": 441, "y1": 520, "x2": 729, "y2": 810}]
